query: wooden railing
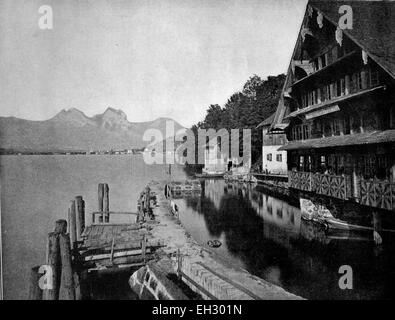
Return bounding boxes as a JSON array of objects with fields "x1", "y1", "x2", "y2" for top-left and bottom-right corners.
[
  {"x1": 314, "y1": 173, "x2": 352, "y2": 200},
  {"x1": 288, "y1": 171, "x2": 351, "y2": 200},
  {"x1": 289, "y1": 171, "x2": 314, "y2": 192},
  {"x1": 359, "y1": 180, "x2": 395, "y2": 211},
  {"x1": 289, "y1": 171, "x2": 395, "y2": 211}
]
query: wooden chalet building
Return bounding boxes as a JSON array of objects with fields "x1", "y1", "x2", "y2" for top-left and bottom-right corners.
[{"x1": 270, "y1": 1, "x2": 395, "y2": 227}]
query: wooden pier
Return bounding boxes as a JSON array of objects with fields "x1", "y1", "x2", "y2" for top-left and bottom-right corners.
[
  {"x1": 30, "y1": 181, "x2": 302, "y2": 300},
  {"x1": 29, "y1": 183, "x2": 163, "y2": 300}
]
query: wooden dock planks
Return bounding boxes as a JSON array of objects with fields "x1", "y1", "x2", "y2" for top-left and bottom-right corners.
[{"x1": 78, "y1": 222, "x2": 159, "y2": 271}]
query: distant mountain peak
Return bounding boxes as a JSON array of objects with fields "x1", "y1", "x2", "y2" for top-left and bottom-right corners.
[
  {"x1": 102, "y1": 107, "x2": 127, "y2": 120},
  {"x1": 98, "y1": 107, "x2": 130, "y2": 130},
  {"x1": 0, "y1": 108, "x2": 185, "y2": 151},
  {"x1": 51, "y1": 108, "x2": 92, "y2": 126}
]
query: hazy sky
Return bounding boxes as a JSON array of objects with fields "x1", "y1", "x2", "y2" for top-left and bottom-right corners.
[{"x1": 0, "y1": 0, "x2": 307, "y2": 127}]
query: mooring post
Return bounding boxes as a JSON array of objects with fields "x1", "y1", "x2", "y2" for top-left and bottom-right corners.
[
  {"x1": 98, "y1": 183, "x2": 104, "y2": 223},
  {"x1": 144, "y1": 186, "x2": 150, "y2": 217},
  {"x1": 103, "y1": 183, "x2": 109, "y2": 223},
  {"x1": 75, "y1": 195, "x2": 85, "y2": 241},
  {"x1": 68, "y1": 200, "x2": 77, "y2": 249},
  {"x1": 73, "y1": 272, "x2": 82, "y2": 300},
  {"x1": 373, "y1": 211, "x2": 383, "y2": 245},
  {"x1": 43, "y1": 231, "x2": 61, "y2": 300},
  {"x1": 59, "y1": 233, "x2": 75, "y2": 300},
  {"x1": 141, "y1": 234, "x2": 146, "y2": 263},
  {"x1": 55, "y1": 219, "x2": 67, "y2": 234},
  {"x1": 28, "y1": 266, "x2": 42, "y2": 300},
  {"x1": 177, "y1": 249, "x2": 181, "y2": 279}
]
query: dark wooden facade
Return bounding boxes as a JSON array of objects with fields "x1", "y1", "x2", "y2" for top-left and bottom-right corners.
[{"x1": 274, "y1": 1, "x2": 395, "y2": 212}]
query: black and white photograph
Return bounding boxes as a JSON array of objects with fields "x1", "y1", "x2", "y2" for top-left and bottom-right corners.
[{"x1": 0, "y1": 0, "x2": 395, "y2": 304}]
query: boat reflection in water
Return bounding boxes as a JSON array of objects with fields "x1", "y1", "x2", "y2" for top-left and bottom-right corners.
[{"x1": 174, "y1": 179, "x2": 395, "y2": 300}]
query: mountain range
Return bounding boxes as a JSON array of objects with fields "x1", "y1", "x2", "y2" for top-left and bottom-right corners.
[{"x1": 0, "y1": 108, "x2": 184, "y2": 151}]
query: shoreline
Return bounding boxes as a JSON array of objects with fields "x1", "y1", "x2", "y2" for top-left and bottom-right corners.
[{"x1": 144, "y1": 180, "x2": 303, "y2": 300}]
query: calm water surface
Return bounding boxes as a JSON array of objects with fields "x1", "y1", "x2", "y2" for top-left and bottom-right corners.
[
  {"x1": 2, "y1": 155, "x2": 395, "y2": 299},
  {"x1": 176, "y1": 179, "x2": 395, "y2": 300},
  {"x1": 0, "y1": 155, "x2": 188, "y2": 299}
]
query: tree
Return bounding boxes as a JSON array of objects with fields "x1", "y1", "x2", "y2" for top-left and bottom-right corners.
[{"x1": 192, "y1": 73, "x2": 286, "y2": 165}]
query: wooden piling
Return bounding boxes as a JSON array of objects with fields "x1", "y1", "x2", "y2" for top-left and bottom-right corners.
[
  {"x1": 103, "y1": 183, "x2": 109, "y2": 223},
  {"x1": 55, "y1": 219, "x2": 67, "y2": 235},
  {"x1": 59, "y1": 233, "x2": 75, "y2": 300},
  {"x1": 141, "y1": 234, "x2": 146, "y2": 263},
  {"x1": 373, "y1": 211, "x2": 383, "y2": 245},
  {"x1": 75, "y1": 196, "x2": 85, "y2": 241},
  {"x1": 43, "y1": 232, "x2": 61, "y2": 300},
  {"x1": 68, "y1": 200, "x2": 77, "y2": 248},
  {"x1": 73, "y1": 272, "x2": 82, "y2": 300},
  {"x1": 28, "y1": 266, "x2": 42, "y2": 300},
  {"x1": 98, "y1": 183, "x2": 104, "y2": 223}
]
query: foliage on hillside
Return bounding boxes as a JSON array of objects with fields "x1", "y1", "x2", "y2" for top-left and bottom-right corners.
[{"x1": 192, "y1": 74, "x2": 286, "y2": 163}]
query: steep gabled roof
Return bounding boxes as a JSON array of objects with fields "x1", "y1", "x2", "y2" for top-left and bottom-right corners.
[
  {"x1": 310, "y1": 0, "x2": 395, "y2": 79},
  {"x1": 257, "y1": 112, "x2": 276, "y2": 128},
  {"x1": 271, "y1": 0, "x2": 395, "y2": 130}
]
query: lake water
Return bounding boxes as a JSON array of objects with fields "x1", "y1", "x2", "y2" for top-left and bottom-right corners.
[
  {"x1": 2, "y1": 155, "x2": 395, "y2": 299},
  {"x1": 0, "y1": 155, "x2": 188, "y2": 299},
  {"x1": 176, "y1": 180, "x2": 395, "y2": 300}
]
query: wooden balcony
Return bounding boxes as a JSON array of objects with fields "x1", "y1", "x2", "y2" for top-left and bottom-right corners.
[
  {"x1": 289, "y1": 171, "x2": 395, "y2": 211},
  {"x1": 289, "y1": 171, "x2": 350, "y2": 200},
  {"x1": 360, "y1": 180, "x2": 395, "y2": 211},
  {"x1": 314, "y1": 173, "x2": 352, "y2": 200},
  {"x1": 289, "y1": 171, "x2": 314, "y2": 192}
]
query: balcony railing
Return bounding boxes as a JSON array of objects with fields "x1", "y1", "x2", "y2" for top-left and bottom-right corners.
[
  {"x1": 289, "y1": 170, "x2": 395, "y2": 211},
  {"x1": 289, "y1": 171, "x2": 314, "y2": 192},
  {"x1": 288, "y1": 171, "x2": 351, "y2": 201},
  {"x1": 360, "y1": 180, "x2": 395, "y2": 211}
]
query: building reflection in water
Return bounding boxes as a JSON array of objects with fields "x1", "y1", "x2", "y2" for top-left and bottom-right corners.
[{"x1": 175, "y1": 179, "x2": 395, "y2": 300}]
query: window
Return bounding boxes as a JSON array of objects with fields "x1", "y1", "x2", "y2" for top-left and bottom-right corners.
[
  {"x1": 297, "y1": 126, "x2": 303, "y2": 140},
  {"x1": 301, "y1": 93, "x2": 307, "y2": 108},
  {"x1": 350, "y1": 73, "x2": 357, "y2": 93},
  {"x1": 324, "y1": 121, "x2": 332, "y2": 136},
  {"x1": 276, "y1": 154, "x2": 282, "y2": 162},
  {"x1": 318, "y1": 56, "x2": 323, "y2": 69},
  {"x1": 329, "y1": 82, "x2": 336, "y2": 99},
  {"x1": 292, "y1": 127, "x2": 297, "y2": 140},
  {"x1": 321, "y1": 155, "x2": 326, "y2": 167},
  {"x1": 321, "y1": 53, "x2": 328, "y2": 68},
  {"x1": 299, "y1": 156, "x2": 304, "y2": 170},
  {"x1": 314, "y1": 58, "x2": 319, "y2": 71},
  {"x1": 340, "y1": 78, "x2": 346, "y2": 96},
  {"x1": 344, "y1": 115, "x2": 351, "y2": 134},
  {"x1": 303, "y1": 124, "x2": 310, "y2": 139},
  {"x1": 292, "y1": 124, "x2": 311, "y2": 141},
  {"x1": 336, "y1": 79, "x2": 342, "y2": 97},
  {"x1": 267, "y1": 153, "x2": 272, "y2": 161},
  {"x1": 356, "y1": 72, "x2": 363, "y2": 90},
  {"x1": 313, "y1": 89, "x2": 318, "y2": 105},
  {"x1": 370, "y1": 67, "x2": 379, "y2": 86},
  {"x1": 333, "y1": 119, "x2": 341, "y2": 135},
  {"x1": 321, "y1": 85, "x2": 329, "y2": 101},
  {"x1": 308, "y1": 91, "x2": 313, "y2": 106}
]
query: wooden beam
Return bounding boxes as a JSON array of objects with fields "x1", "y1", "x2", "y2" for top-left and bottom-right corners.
[
  {"x1": 75, "y1": 196, "x2": 85, "y2": 241},
  {"x1": 97, "y1": 183, "x2": 104, "y2": 223},
  {"x1": 103, "y1": 183, "x2": 109, "y2": 223},
  {"x1": 59, "y1": 233, "x2": 75, "y2": 300}
]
